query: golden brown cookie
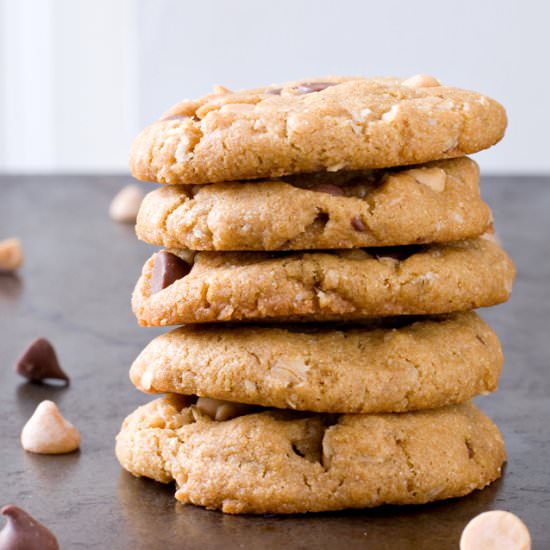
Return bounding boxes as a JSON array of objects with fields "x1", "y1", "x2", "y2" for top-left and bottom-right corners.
[
  {"x1": 130, "y1": 312, "x2": 502, "y2": 413},
  {"x1": 129, "y1": 76, "x2": 506, "y2": 185},
  {"x1": 131, "y1": 238, "x2": 515, "y2": 325},
  {"x1": 115, "y1": 396, "x2": 506, "y2": 514},
  {"x1": 136, "y1": 157, "x2": 492, "y2": 251}
]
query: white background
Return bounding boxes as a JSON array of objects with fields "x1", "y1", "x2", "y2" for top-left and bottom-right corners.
[{"x1": 0, "y1": 0, "x2": 548, "y2": 173}]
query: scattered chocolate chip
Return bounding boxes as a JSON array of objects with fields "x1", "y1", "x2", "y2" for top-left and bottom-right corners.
[
  {"x1": 265, "y1": 87, "x2": 282, "y2": 95},
  {"x1": 310, "y1": 184, "x2": 344, "y2": 196},
  {"x1": 150, "y1": 251, "x2": 191, "y2": 294},
  {"x1": 351, "y1": 216, "x2": 367, "y2": 231},
  {"x1": 15, "y1": 338, "x2": 69, "y2": 385},
  {"x1": 296, "y1": 82, "x2": 336, "y2": 94},
  {"x1": 0, "y1": 505, "x2": 59, "y2": 550}
]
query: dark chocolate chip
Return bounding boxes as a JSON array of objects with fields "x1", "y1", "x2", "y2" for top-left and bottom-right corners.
[
  {"x1": 265, "y1": 87, "x2": 282, "y2": 95},
  {"x1": 351, "y1": 216, "x2": 367, "y2": 231},
  {"x1": 296, "y1": 82, "x2": 337, "y2": 94},
  {"x1": 150, "y1": 251, "x2": 191, "y2": 294},
  {"x1": 15, "y1": 338, "x2": 69, "y2": 385},
  {"x1": 0, "y1": 505, "x2": 59, "y2": 550},
  {"x1": 310, "y1": 184, "x2": 344, "y2": 196},
  {"x1": 162, "y1": 114, "x2": 199, "y2": 122},
  {"x1": 372, "y1": 245, "x2": 423, "y2": 262},
  {"x1": 475, "y1": 334, "x2": 487, "y2": 346}
]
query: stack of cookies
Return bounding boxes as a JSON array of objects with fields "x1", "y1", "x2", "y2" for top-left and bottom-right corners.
[{"x1": 116, "y1": 75, "x2": 515, "y2": 514}]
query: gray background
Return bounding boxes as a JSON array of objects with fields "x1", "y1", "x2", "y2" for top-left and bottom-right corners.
[{"x1": 0, "y1": 0, "x2": 549, "y2": 172}]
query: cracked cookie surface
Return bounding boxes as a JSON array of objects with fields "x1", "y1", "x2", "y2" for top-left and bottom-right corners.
[
  {"x1": 129, "y1": 76, "x2": 506, "y2": 185},
  {"x1": 131, "y1": 238, "x2": 515, "y2": 325},
  {"x1": 130, "y1": 312, "x2": 502, "y2": 413},
  {"x1": 136, "y1": 157, "x2": 491, "y2": 250},
  {"x1": 115, "y1": 396, "x2": 506, "y2": 514}
]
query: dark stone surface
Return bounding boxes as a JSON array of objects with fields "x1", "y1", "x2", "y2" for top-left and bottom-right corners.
[{"x1": 0, "y1": 174, "x2": 548, "y2": 549}]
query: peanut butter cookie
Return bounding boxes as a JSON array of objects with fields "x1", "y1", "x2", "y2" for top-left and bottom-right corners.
[
  {"x1": 130, "y1": 312, "x2": 502, "y2": 413},
  {"x1": 136, "y1": 157, "x2": 492, "y2": 250},
  {"x1": 129, "y1": 76, "x2": 506, "y2": 184},
  {"x1": 131, "y1": 238, "x2": 515, "y2": 325},
  {"x1": 116, "y1": 396, "x2": 506, "y2": 514}
]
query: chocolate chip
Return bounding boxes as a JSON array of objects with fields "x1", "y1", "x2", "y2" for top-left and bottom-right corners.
[
  {"x1": 265, "y1": 87, "x2": 282, "y2": 95},
  {"x1": 310, "y1": 184, "x2": 344, "y2": 196},
  {"x1": 150, "y1": 251, "x2": 191, "y2": 294},
  {"x1": 475, "y1": 334, "x2": 487, "y2": 346},
  {"x1": 15, "y1": 338, "x2": 69, "y2": 385},
  {"x1": 296, "y1": 82, "x2": 336, "y2": 94},
  {"x1": 0, "y1": 505, "x2": 59, "y2": 550},
  {"x1": 351, "y1": 216, "x2": 367, "y2": 231},
  {"x1": 162, "y1": 114, "x2": 199, "y2": 122}
]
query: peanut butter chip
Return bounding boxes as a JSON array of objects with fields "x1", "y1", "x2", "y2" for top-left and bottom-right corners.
[
  {"x1": 21, "y1": 401, "x2": 80, "y2": 454},
  {"x1": 109, "y1": 184, "x2": 145, "y2": 224},
  {"x1": 460, "y1": 511, "x2": 531, "y2": 550},
  {"x1": 195, "y1": 397, "x2": 255, "y2": 421},
  {"x1": 407, "y1": 167, "x2": 446, "y2": 192},
  {"x1": 402, "y1": 74, "x2": 441, "y2": 88},
  {"x1": 0, "y1": 238, "x2": 23, "y2": 272}
]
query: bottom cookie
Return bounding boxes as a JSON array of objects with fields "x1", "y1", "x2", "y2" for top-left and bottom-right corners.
[{"x1": 115, "y1": 396, "x2": 505, "y2": 514}]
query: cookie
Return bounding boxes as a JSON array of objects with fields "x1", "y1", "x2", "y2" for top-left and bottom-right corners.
[
  {"x1": 129, "y1": 75, "x2": 506, "y2": 185},
  {"x1": 115, "y1": 396, "x2": 506, "y2": 514},
  {"x1": 136, "y1": 157, "x2": 492, "y2": 251},
  {"x1": 130, "y1": 312, "x2": 502, "y2": 413},
  {"x1": 131, "y1": 238, "x2": 515, "y2": 325}
]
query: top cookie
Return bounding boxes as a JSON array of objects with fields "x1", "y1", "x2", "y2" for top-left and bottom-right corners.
[{"x1": 129, "y1": 75, "x2": 506, "y2": 185}]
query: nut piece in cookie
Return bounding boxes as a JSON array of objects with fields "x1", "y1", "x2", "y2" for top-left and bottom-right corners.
[
  {"x1": 109, "y1": 184, "x2": 145, "y2": 224},
  {"x1": 0, "y1": 505, "x2": 59, "y2": 550},
  {"x1": 460, "y1": 510, "x2": 531, "y2": 550},
  {"x1": 21, "y1": 400, "x2": 80, "y2": 454},
  {"x1": 195, "y1": 397, "x2": 257, "y2": 421},
  {"x1": 406, "y1": 167, "x2": 447, "y2": 192},
  {"x1": 0, "y1": 238, "x2": 23, "y2": 272},
  {"x1": 15, "y1": 338, "x2": 69, "y2": 385}
]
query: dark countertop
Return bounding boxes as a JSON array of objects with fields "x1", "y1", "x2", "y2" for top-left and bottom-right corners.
[{"x1": 0, "y1": 174, "x2": 548, "y2": 549}]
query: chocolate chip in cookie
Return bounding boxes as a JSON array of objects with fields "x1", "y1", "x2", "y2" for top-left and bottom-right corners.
[
  {"x1": 296, "y1": 82, "x2": 337, "y2": 94},
  {"x1": 351, "y1": 216, "x2": 367, "y2": 231},
  {"x1": 150, "y1": 251, "x2": 191, "y2": 294}
]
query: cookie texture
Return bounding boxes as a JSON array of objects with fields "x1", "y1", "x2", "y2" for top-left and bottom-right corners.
[
  {"x1": 136, "y1": 157, "x2": 492, "y2": 251},
  {"x1": 130, "y1": 312, "x2": 502, "y2": 413},
  {"x1": 131, "y1": 238, "x2": 515, "y2": 325},
  {"x1": 129, "y1": 76, "x2": 506, "y2": 185},
  {"x1": 115, "y1": 396, "x2": 506, "y2": 514}
]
